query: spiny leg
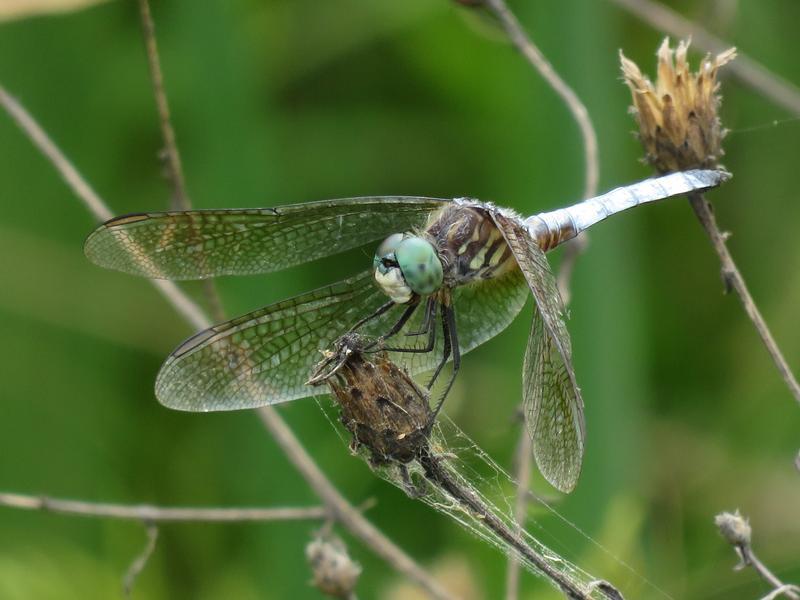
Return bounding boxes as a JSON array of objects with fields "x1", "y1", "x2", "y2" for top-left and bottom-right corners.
[
  {"x1": 381, "y1": 300, "x2": 420, "y2": 341},
  {"x1": 348, "y1": 299, "x2": 395, "y2": 333},
  {"x1": 405, "y1": 296, "x2": 436, "y2": 337},
  {"x1": 427, "y1": 305, "x2": 452, "y2": 388},
  {"x1": 349, "y1": 297, "x2": 431, "y2": 355},
  {"x1": 431, "y1": 304, "x2": 460, "y2": 419},
  {"x1": 351, "y1": 299, "x2": 420, "y2": 353},
  {"x1": 381, "y1": 299, "x2": 437, "y2": 354}
]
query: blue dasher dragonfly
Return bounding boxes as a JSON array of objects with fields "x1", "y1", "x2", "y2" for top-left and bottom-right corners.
[{"x1": 85, "y1": 169, "x2": 727, "y2": 492}]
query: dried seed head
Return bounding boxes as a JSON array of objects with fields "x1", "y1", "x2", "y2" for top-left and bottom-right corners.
[
  {"x1": 620, "y1": 38, "x2": 737, "y2": 173},
  {"x1": 714, "y1": 510, "x2": 752, "y2": 547},
  {"x1": 309, "y1": 333, "x2": 433, "y2": 465},
  {"x1": 306, "y1": 535, "x2": 362, "y2": 598}
]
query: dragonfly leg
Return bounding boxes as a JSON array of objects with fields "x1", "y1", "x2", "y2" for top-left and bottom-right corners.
[
  {"x1": 427, "y1": 306, "x2": 452, "y2": 388},
  {"x1": 380, "y1": 301, "x2": 437, "y2": 354},
  {"x1": 380, "y1": 300, "x2": 420, "y2": 341},
  {"x1": 348, "y1": 299, "x2": 396, "y2": 333},
  {"x1": 405, "y1": 297, "x2": 436, "y2": 337},
  {"x1": 431, "y1": 304, "x2": 460, "y2": 420}
]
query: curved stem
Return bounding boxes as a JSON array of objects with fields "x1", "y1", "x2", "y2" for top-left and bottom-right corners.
[
  {"x1": 688, "y1": 192, "x2": 800, "y2": 405},
  {"x1": 483, "y1": 0, "x2": 599, "y2": 200}
]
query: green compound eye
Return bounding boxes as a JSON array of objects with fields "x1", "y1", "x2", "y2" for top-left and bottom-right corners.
[
  {"x1": 394, "y1": 237, "x2": 443, "y2": 295},
  {"x1": 373, "y1": 233, "x2": 404, "y2": 272}
]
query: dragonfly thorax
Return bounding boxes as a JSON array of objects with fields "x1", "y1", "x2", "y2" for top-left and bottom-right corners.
[
  {"x1": 373, "y1": 233, "x2": 443, "y2": 304},
  {"x1": 425, "y1": 204, "x2": 516, "y2": 285}
]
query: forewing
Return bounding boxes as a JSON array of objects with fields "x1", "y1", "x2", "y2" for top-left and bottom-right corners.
[
  {"x1": 491, "y1": 211, "x2": 585, "y2": 493},
  {"x1": 85, "y1": 197, "x2": 447, "y2": 280},
  {"x1": 156, "y1": 270, "x2": 389, "y2": 411}
]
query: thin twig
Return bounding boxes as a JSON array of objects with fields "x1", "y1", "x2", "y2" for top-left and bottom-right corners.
[
  {"x1": 504, "y1": 417, "x2": 532, "y2": 600},
  {"x1": 480, "y1": 0, "x2": 597, "y2": 312},
  {"x1": 257, "y1": 407, "x2": 455, "y2": 600},
  {"x1": 123, "y1": 523, "x2": 159, "y2": 598},
  {"x1": 688, "y1": 192, "x2": 800, "y2": 405},
  {"x1": 0, "y1": 492, "x2": 329, "y2": 522},
  {"x1": 0, "y1": 83, "x2": 454, "y2": 600},
  {"x1": 136, "y1": 0, "x2": 227, "y2": 324},
  {"x1": 556, "y1": 235, "x2": 589, "y2": 306},
  {"x1": 0, "y1": 87, "x2": 111, "y2": 222},
  {"x1": 609, "y1": 0, "x2": 800, "y2": 116},
  {"x1": 741, "y1": 547, "x2": 800, "y2": 600},
  {"x1": 508, "y1": 243, "x2": 587, "y2": 596},
  {"x1": 134, "y1": 8, "x2": 453, "y2": 593},
  {"x1": 472, "y1": 3, "x2": 601, "y2": 595},
  {"x1": 760, "y1": 586, "x2": 800, "y2": 600},
  {"x1": 420, "y1": 452, "x2": 603, "y2": 599},
  {"x1": 136, "y1": 0, "x2": 189, "y2": 211},
  {"x1": 0, "y1": 84, "x2": 210, "y2": 331},
  {"x1": 716, "y1": 511, "x2": 799, "y2": 600},
  {"x1": 483, "y1": 0, "x2": 599, "y2": 201},
  {"x1": 508, "y1": 230, "x2": 587, "y2": 592}
]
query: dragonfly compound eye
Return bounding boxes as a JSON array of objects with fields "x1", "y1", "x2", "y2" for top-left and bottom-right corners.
[
  {"x1": 373, "y1": 233, "x2": 405, "y2": 273},
  {"x1": 374, "y1": 232, "x2": 413, "y2": 304},
  {"x1": 394, "y1": 237, "x2": 443, "y2": 295}
]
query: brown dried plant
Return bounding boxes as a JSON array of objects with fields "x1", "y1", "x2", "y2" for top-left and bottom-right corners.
[{"x1": 620, "y1": 38, "x2": 736, "y2": 173}]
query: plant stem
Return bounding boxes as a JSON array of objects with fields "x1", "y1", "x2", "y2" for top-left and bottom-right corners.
[
  {"x1": 0, "y1": 492, "x2": 329, "y2": 522},
  {"x1": 688, "y1": 192, "x2": 800, "y2": 405}
]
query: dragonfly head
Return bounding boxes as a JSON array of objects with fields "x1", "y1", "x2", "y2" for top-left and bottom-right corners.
[{"x1": 373, "y1": 233, "x2": 443, "y2": 304}]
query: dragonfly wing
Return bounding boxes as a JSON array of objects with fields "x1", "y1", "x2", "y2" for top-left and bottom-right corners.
[
  {"x1": 451, "y1": 268, "x2": 529, "y2": 357},
  {"x1": 155, "y1": 264, "x2": 529, "y2": 412},
  {"x1": 491, "y1": 211, "x2": 585, "y2": 493},
  {"x1": 522, "y1": 308, "x2": 585, "y2": 493},
  {"x1": 85, "y1": 197, "x2": 448, "y2": 280},
  {"x1": 365, "y1": 268, "x2": 530, "y2": 377},
  {"x1": 156, "y1": 269, "x2": 389, "y2": 411}
]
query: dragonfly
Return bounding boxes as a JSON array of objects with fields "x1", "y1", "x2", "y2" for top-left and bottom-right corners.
[{"x1": 85, "y1": 169, "x2": 727, "y2": 492}]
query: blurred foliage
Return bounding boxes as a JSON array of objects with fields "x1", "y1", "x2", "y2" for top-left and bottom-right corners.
[{"x1": 1, "y1": 1, "x2": 798, "y2": 598}]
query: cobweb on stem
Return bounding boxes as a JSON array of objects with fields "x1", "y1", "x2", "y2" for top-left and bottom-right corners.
[{"x1": 309, "y1": 333, "x2": 623, "y2": 600}]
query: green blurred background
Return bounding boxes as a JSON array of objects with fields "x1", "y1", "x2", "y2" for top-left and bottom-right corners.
[{"x1": 1, "y1": 1, "x2": 798, "y2": 598}]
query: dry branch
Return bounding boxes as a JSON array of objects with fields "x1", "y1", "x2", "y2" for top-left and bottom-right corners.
[
  {"x1": 136, "y1": 0, "x2": 226, "y2": 324},
  {"x1": 0, "y1": 84, "x2": 210, "y2": 331},
  {"x1": 688, "y1": 191, "x2": 800, "y2": 405},
  {"x1": 0, "y1": 492, "x2": 329, "y2": 522},
  {"x1": 481, "y1": 0, "x2": 599, "y2": 200},
  {"x1": 462, "y1": 2, "x2": 602, "y2": 595},
  {"x1": 715, "y1": 511, "x2": 799, "y2": 600},
  {"x1": 620, "y1": 39, "x2": 800, "y2": 406},
  {"x1": 123, "y1": 523, "x2": 159, "y2": 598},
  {"x1": 0, "y1": 83, "x2": 454, "y2": 600}
]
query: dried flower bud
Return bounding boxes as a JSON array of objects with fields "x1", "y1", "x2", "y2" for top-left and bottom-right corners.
[
  {"x1": 306, "y1": 535, "x2": 362, "y2": 598},
  {"x1": 620, "y1": 38, "x2": 737, "y2": 173},
  {"x1": 715, "y1": 510, "x2": 752, "y2": 547}
]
